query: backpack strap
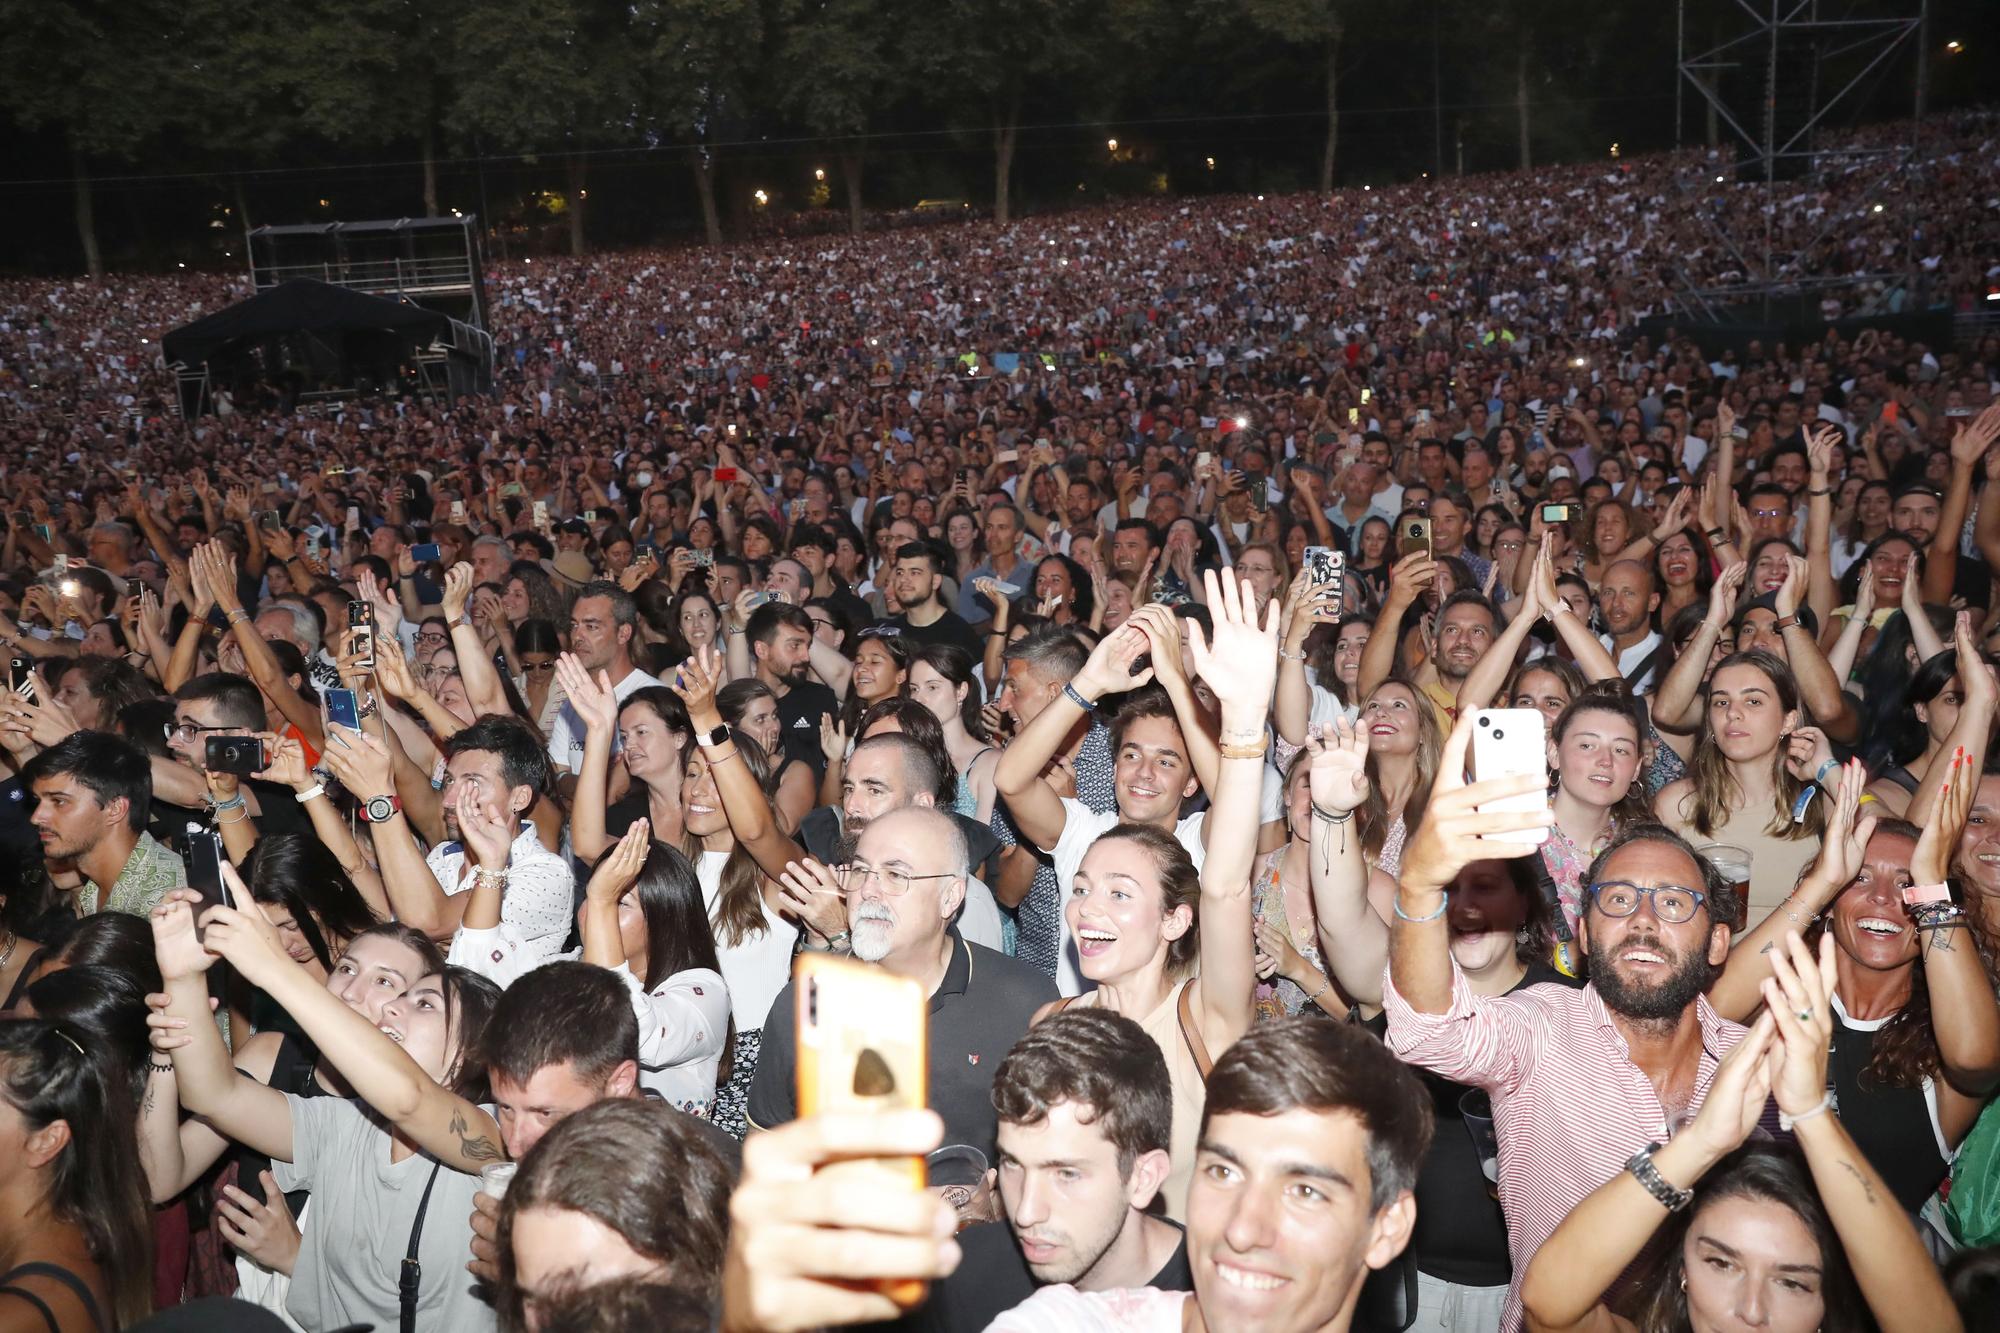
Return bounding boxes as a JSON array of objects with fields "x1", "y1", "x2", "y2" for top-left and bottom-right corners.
[{"x1": 1177, "y1": 982, "x2": 1214, "y2": 1080}]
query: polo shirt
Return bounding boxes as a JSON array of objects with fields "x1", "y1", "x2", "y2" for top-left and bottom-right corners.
[{"x1": 745, "y1": 931, "x2": 1057, "y2": 1154}]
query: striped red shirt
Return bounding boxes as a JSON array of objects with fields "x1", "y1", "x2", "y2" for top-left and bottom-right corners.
[{"x1": 1383, "y1": 963, "x2": 1746, "y2": 1332}]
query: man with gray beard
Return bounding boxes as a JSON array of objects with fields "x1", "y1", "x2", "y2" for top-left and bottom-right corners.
[{"x1": 745, "y1": 805, "x2": 1057, "y2": 1171}]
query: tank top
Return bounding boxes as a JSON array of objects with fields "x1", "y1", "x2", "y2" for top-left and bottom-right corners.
[
  {"x1": 0, "y1": 1262, "x2": 106, "y2": 1333},
  {"x1": 1828, "y1": 993, "x2": 1950, "y2": 1213},
  {"x1": 1678, "y1": 801, "x2": 1820, "y2": 927},
  {"x1": 1063, "y1": 980, "x2": 1208, "y2": 1223}
]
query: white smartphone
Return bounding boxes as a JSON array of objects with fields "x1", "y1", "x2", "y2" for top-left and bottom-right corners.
[{"x1": 1469, "y1": 709, "x2": 1550, "y2": 847}]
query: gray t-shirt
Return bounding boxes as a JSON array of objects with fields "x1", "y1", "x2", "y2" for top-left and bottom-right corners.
[{"x1": 271, "y1": 1094, "x2": 496, "y2": 1333}]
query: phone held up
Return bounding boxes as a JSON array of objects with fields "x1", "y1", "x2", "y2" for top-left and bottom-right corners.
[
  {"x1": 325, "y1": 686, "x2": 362, "y2": 733},
  {"x1": 1399, "y1": 518, "x2": 1432, "y2": 561},
  {"x1": 205, "y1": 735, "x2": 268, "y2": 777},
  {"x1": 184, "y1": 825, "x2": 232, "y2": 929},
  {"x1": 348, "y1": 600, "x2": 376, "y2": 670},
  {"x1": 1302, "y1": 547, "x2": 1345, "y2": 618},
  {"x1": 795, "y1": 953, "x2": 930, "y2": 1307},
  {"x1": 1469, "y1": 710, "x2": 1551, "y2": 847}
]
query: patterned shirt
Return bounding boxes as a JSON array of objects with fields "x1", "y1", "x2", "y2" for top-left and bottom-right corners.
[
  {"x1": 990, "y1": 719, "x2": 1115, "y2": 979},
  {"x1": 1383, "y1": 961, "x2": 1745, "y2": 1331},
  {"x1": 428, "y1": 825, "x2": 575, "y2": 972},
  {"x1": 83, "y1": 831, "x2": 184, "y2": 918}
]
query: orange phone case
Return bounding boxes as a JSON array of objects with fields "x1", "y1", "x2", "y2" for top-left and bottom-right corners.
[{"x1": 795, "y1": 954, "x2": 930, "y2": 1308}]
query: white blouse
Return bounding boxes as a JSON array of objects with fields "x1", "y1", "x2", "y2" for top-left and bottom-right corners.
[{"x1": 697, "y1": 849, "x2": 799, "y2": 1033}]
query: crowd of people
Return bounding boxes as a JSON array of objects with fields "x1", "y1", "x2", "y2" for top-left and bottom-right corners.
[{"x1": 1, "y1": 112, "x2": 2000, "y2": 1333}]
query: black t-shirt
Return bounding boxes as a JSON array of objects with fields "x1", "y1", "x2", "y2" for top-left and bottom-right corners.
[
  {"x1": 746, "y1": 931, "x2": 1057, "y2": 1154},
  {"x1": 773, "y1": 677, "x2": 840, "y2": 778},
  {"x1": 887, "y1": 609, "x2": 982, "y2": 659},
  {"x1": 911, "y1": 1218, "x2": 1191, "y2": 1332},
  {"x1": 1365, "y1": 961, "x2": 1582, "y2": 1287}
]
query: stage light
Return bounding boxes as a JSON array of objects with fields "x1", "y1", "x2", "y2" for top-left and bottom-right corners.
[
  {"x1": 1256, "y1": 194, "x2": 1264, "y2": 201},
  {"x1": 1205, "y1": 157, "x2": 1215, "y2": 169},
  {"x1": 753, "y1": 189, "x2": 769, "y2": 206},
  {"x1": 1107, "y1": 138, "x2": 1118, "y2": 152},
  {"x1": 814, "y1": 168, "x2": 826, "y2": 181},
  {"x1": 177, "y1": 262, "x2": 185, "y2": 268}
]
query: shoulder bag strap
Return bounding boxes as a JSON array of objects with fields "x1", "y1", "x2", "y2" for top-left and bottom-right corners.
[
  {"x1": 400, "y1": 1162, "x2": 446, "y2": 1333},
  {"x1": 1177, "y1": 982, "x2": 1214, "y2": 1080}
]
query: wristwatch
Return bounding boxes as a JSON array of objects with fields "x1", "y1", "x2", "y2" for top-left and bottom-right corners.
[
  {"x1": 1774, "y1": 612, "x2": 1804, "y2": 632},
  {"x1": 361, "y1": 793, "x2": 403, "y2": 824},
  {"x1": 695, "y1": 723, "x2": 733, "y2": 749},
  {"x1": 1626, "y1": 1143, "x2": 1693, "y2": 1212}
]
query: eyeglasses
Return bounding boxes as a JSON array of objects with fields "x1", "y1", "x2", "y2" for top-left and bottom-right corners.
[
  {"x1": 414, "y1": 631, "x2": 450, "y2": 646},
  {"x1": 839, "y1": 862, "x2": 958, "y2": 897},
  {"x1": 1749, "y1": 507, "x2": 1788, "y2": 519},
  {"x1": 165, "y1": 721, "x2": 233, "y2": 743},
  {"x1": 1587, "y1": 881, "x2": 1708, "y2": 924}
]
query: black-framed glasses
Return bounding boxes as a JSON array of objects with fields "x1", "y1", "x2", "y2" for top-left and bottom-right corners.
[
  {"x1": 839, "y1": 862, "x2": 958, "y2": 898},
  {"x1": 414, "y1": 631, "x2": 450, "y2": 646},
  {"x1": 1587, "y1": 881, "x2": 1707, "y2": 924},
  {"x1": 165, "y1": 721, "x2": 233, "y2": 743}
]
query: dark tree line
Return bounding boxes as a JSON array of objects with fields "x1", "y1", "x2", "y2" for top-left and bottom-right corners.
[{"x1": 0, "y1": 0, "x2": 1988, "y2": 273}]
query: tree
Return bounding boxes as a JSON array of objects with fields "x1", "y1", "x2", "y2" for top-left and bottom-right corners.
[
  {"x1": 911, "y1": 0, "x2": 1100, "y2": 226},
  {"x1": 628, "y1": 0, "x2": 766, "y2": 248},
  {"x1": 448, "y1": 0, "x2": 637, "y2": 255},
  {"x1": 773, "y1": 0, "x2": 912, "y2": 235},
  {"x1": 0, "y1": 0, "x2": 183, "y2": 274},
  {"x1": 1238, "y1": 0, "x2": 1353, "y2": 195}
]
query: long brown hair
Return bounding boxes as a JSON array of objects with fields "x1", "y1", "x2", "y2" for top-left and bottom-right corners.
[
  {"x1": 1362, "y1": 677, "x2": 1442, "y2": 863},
  {"x1": 1685, "y1": 650, "x2": 1822, "y2": 841},
  {"x1": 1552, "y1": 683, "x2": 1653, "y2": 828},
  {"x1": 688, "y1": 733, "x2": 780, "y2": 948}
]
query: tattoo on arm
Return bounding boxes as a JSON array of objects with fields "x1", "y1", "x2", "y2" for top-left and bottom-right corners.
[
  {"x1": 1836, "y1": 1159, "x2": 1879, "y2": 1205},
  {"x1": 449, "y1": 1108, "x2": 504, "y2": 1164}
]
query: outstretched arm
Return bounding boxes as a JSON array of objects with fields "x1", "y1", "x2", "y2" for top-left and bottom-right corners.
[
  {"x1": 993, "y1": 622, "x2": 1151, "y2": 852},
  {"x1": 1654, "y1": 562, "x2": 1746, "y2": 730},
  {"x1": 1304, "y1": 718, "x2": 1388, "y2": 1006},
  {"x1": 674, "y1": 646, "x2": 807, "y2": 879},
  {"x1": 1185, "y1": 571, "x2": 1272, "y2": 1056},
  {"x1": 202, "y1": 899, "x2": 505, "y2": 1172},
  {"x1": 1358, "y1": 551, "x2": 1433, "y2": 699}
]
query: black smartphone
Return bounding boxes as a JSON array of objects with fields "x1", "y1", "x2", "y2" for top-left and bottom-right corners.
[
  {"x1": 1541, "y1": 503, "x2": 1574, "y2": 524},
  {"x1": 185, "y1": 827, "x2": 231, "y2": 920},
  {"x1": 348, "y1": 600, "x2": 376, "y2": 669},
  {"x1": 205, "y1": 735, "x2": 267, "y2": 776}
]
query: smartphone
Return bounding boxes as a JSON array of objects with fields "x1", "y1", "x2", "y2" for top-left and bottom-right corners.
[
  {"x1": 744, "y1": 590, "x2": 789, "y2": 609},
  {"x1": 410, "y1": 542, "x2": 442, "y2": 563},
  {"x1": 348, "y1": 600, "x2": 376, "y2": 670},
  {"x1": 204, "y1": 735, "x2": 267, "y2": 776},
  {"x1": 789, "y1": 499, "x2": 805, "y2": 521},
  {"x1": 1541, "y1": 503, "x2": 1575, "y2": 524},
  {"x1": 345, "y1": 506, "x2": 361, "y2": 530},
  {"x1": 52, "y1": 553, "x2": 68, "y2": 576},
  {"x1": 583, "y1": 509, "x2": 599, "y2": 523},
  {"x1": 1195, "y1": 451, "x2": 1213, "y2": 472},
  {"x1": 32, "y1": 524, "x2": 52, "y2": 545},
  {"x1": 325, "y1": 686, "x2": 361, "y2": 733},
  {"x1": 501, "y1": 481, "x2": 525, "y2": 498},
  {"x1": 259, "y1": 510, "x2": 283, "y2": 531},
  {"x1": 449, "y1": 500, "x2": 467, "y2": 525},
  {"x1": 692, "y1": 548, "x2": 715, "y2": 568},
  {"x1": 795, "y1": 953, "x2": 929, "y2": 1309},
  {"x1": 1881, "y1": 401, "x2": 1900, "y2": 426},
  {"x1": 1348, "y1": 407, "x2": 1360, "y2": 424},
  {"x1": 636, "y1": 542, "x2": 659, "y2": 560},
  {"x1": 1303, "y1": 545, "x2": 1342, "y2": 589},
  {"x1": 713, "y1": 466, "x2": 740, "y2": 485},
  {"x1": 1417, "y1": 408, "x2": 1432, "y2": 426},
  {"x1": 995, "y1": 448, "x2": 1019, "y2": 464},
  {"x1": 1399, "y1": 517, "x2": 1432, "y2": 560},
  {"x1": 1469, "y1": 709, "x2": 1551, "y2": 847},
  {"x1": 304, "y1": 530, "x2": 322, "y2": 560},
  {"x1": 185, "y1": 827, "x2": 231, "y2": 922}
]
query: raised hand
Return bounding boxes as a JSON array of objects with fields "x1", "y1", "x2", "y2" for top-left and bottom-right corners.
[
  {"x1": 585, "y1": 819, "x2": 651, "y2": 906},
  {"x1": 1760, "y1": 931, "x2": 1838, "y2": 1119},
  {"x1": 818, "y1": 715, "x2": 848, "y2": 766},
  {"x1": 554, "y1": 652, "x2": 618, "y2": 734},
  {"x1": 195, "y1": 899, "x2": 293, "y2": 989},
  {"x1": 1126, "y1": 603, "x2": 1188, "y2": 688},
  {"x1": 776, "y1": 858, "x2": 850, "y2": 944},
  {"x1": 216, "y1": 1170, "x2": 301, "y2": 1275},
  {"x1": 1306, "y1": 716, "x2": 1371, "y2": 814},
  {"x1": 256, "y1": 735, "x2": 312, "y2": 791},
  {"x1": 454, "y1": 783, "x2": 515, "y2": 872},
  {"x1": 320, "y1": 724, "x2": 396, "y2": 802},
  {"x1": 1797, "y1": 760, "x2": 1876, "y2": 910},
  {"x1": 150, "y1": 889, "x2": 220, "y2": 983},
  {"x1": 1385, "y1": 549, "x2": 1436, "y2": 610},
  {"x1": 1072, "y1": 621, "x2": 1153, "y2": 699},
  {"x1": 1187, "y1": 568, "x2": 1280, "y2": 712},
  {"x1": 1948, "y1": 403, "x2": 2000, "y2": 469},
  {"x1": 1706, "y1": 561, "x2": 1748, "y2": 628},
  {"x1": 1683, "y1": 1011, "x2": 1777, "y2": 1163},
  {"x1": 1773, "y1": 553, "x2": 1809, "y2": 617},
  {"x1": 670, "y1": 645, "x2": 726, "y2": 728},
  {"x1": 1782, "y1": 726, "x2": 1835, "y2": 788},
  {"x1": 1912, "y1": 746, "x2": 1974, "y2": 884},
  {"x1": 1398, "y1": 711, "x2": 1552, "y2": 899},
  {"x1": 1850, "y1": 561, "x2": 1876, "y2": 623},
  {"x1": 441, "y1": 563, "x2": 475, "y2": 623},
  {"x1": 372, "y1": 642, "x2": 421, "y2": 702}
]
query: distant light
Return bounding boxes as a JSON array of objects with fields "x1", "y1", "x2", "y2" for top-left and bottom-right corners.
[
  {"x1": 524, "y1": 258, "x2": 531, "y2": 265},
  {"x1": 318, "y1": 198, "x2": 330, "y2": 208},
  {"x1": 1059, "y1": 257, "x2": 1068, "y2": 266},
  {"x1": 1987, "y1": 288, "x2": 2000, "y2": 301},
  {"x1": 1715, "y1": 174, "x2": 1725, "y2": 182},
  {"x1": 1571, "y1": 356, "x2": 1587, "y2": 368},
  {"x1": 1945, "y1": 40, "x2": 1962, "y2": 53},
  {"x1": 177, "y1": 262, "x2": 185, "y2": 268},
  {"x1": 814, "y1": 167, "x2": 826, "y2": 181},
  {"x1": 1256, "y1": 194, "x2": 1264, "y2": 201},
  {"x1": 1610, "y1": 142, "x2": 1621, "y2": 158},
  {"x1": 141, "y1": 338, "x2": 149, "y2": 344},
  {"x1": 578, "y1": 189, "x2": 587, "y2": 199},
  {"x1": 753, "y1": 189, "x2": 769, "y2": 206},
  {"x1": 1234, "y1": 416, "x2": 1249, "y2": 428},
  {"x1": 1205, "y1": 156, "x2": 1215, "y2": 170},
  {"x1": 1421, "y1": 172, "x2": 1429, "y2": 178},
  {"x1": 452, "y1": 208, "x2": 463, "y2": 217},
  {"x1": 1364, "y1": 185, "x2": 1371, "y2": 191},
  {"x1": 1106, "y1": 138, "x2": 1119, "y2": 152},
  {"x1": 1872, "y1": 203, "x2": 1884, "y2": 213}
]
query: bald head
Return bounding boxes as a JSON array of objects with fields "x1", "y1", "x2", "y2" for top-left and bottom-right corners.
[
  {"x1": 848, "y1": 805, "x2": 969, "y2": 966},
  {"x1": 1598, "y1": 560, "x2": 1660, "y2": 637}
]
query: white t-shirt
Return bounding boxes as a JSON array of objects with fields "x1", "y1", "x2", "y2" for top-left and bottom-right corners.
[
  {"x1": 428, "y1": 825, "x2": 575, "y2": 972},
  {"x1": 271, "y1": 1095, "x2": 495, "y2": 1333},
  {"x1": 1042, "y1": 799, "x2": 1207, "y2": 998},
  {"x1": 545, "y1": 664, "x2": 664, "y2": 771},
  {"x1": 697, "y1": 849, "x2": 799, "y2": 1032}
]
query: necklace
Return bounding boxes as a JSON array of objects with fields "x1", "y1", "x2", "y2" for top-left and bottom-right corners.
[{"x1": 0, "y1": 931, "x2": 16, "y2": 972}]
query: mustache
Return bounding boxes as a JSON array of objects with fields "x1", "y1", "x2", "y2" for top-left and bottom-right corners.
[{"x1": 853, "y1": 902, "x2": 896, "y2": 925}]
